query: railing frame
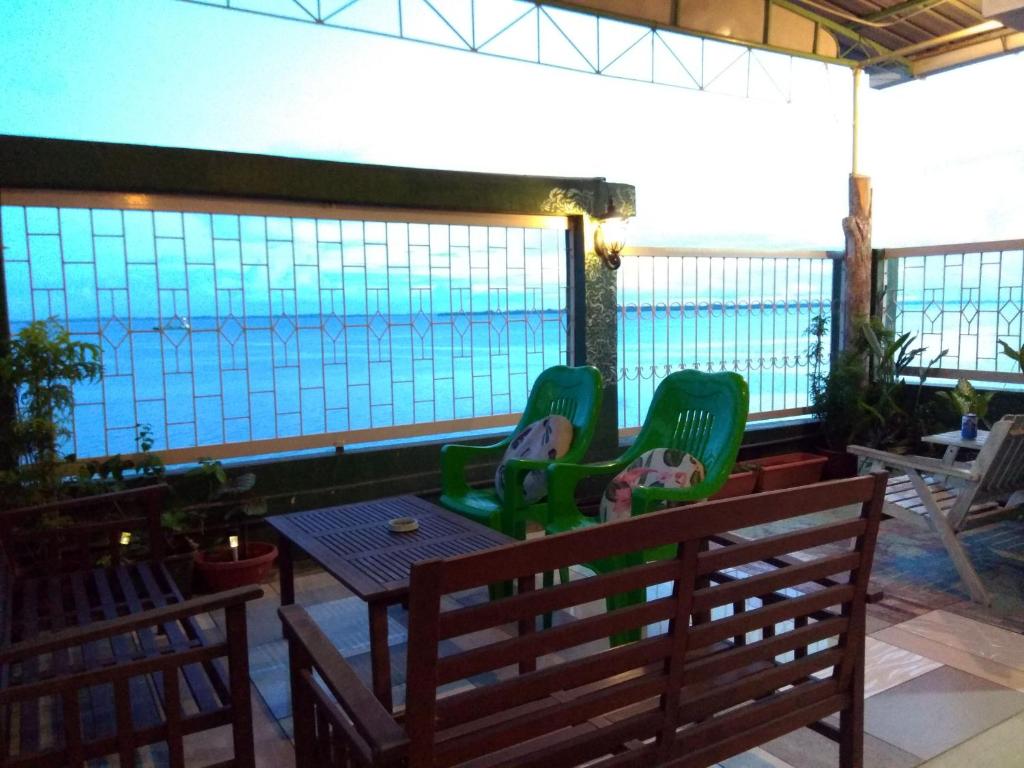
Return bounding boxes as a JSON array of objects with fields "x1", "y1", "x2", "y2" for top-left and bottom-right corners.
[
  {"x1": 878, "y1": 238, "x2": 1024, "y2": 385},
  {"x1": 615, "y1": 245, "x2": 839, "y2": 429}
]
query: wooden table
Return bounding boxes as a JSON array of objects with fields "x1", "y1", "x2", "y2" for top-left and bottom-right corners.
[
  {"x1": 922, "y1": 429, "x2": 989, "y2": 466},
  {"x1": 268, "y1": 495, "x2": 513, "y2": 710}
]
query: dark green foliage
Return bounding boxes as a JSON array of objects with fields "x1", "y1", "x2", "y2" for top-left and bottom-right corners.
[
  {"x1": 0, "y1": 319, "x2": 101, "y2": 505},
  {"x1": 998, "y1": 339, "x2": 1024, "y2": 374},
  {"x1": 806, "y1": 315, "x2": 948, "y2": 452},
  {"x1": 162, "y1": 459, "x2": 267, "y2": 551},
  {"x1": 854, "y1": 319, "x2": 946, "y2": 451},
  {"x1": 806, "y1": 315, "x2": 864, "y2": 450},
  {"x1": 937, "y1": 378, "x2": 994, "y2": 428}
]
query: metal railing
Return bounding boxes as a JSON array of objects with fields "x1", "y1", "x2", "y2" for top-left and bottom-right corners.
[
  {"x1": 881, "y1": 239, "x2": 1024, "y2": 384},
  {"x1": 0, "y1": 190, "x2": 570, "y2": 463},
  {"x1": 617, "y1": 246, "x2": 835, "y2": 431}
]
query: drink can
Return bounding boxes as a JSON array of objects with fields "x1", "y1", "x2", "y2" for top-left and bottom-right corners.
[{"x1": 961, "y1": 413, "x2": 978, "y2": 440}]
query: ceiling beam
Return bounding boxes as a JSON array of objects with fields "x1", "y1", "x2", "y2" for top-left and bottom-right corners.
[
  {"x1": 860, "y1": 19, "x2": 1003, "y2": 64},
  {"x1": 864, "y1": 0, "x2": 953, "y2": 22},
  {"x1": 771, "y1": 0, "x2": 904, "y2": 60}
]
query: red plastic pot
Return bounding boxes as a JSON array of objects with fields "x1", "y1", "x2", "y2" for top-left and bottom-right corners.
[
  {"x1": 753, "y1": 452, "x2": 827, "y2": 492},
  {"x1": 194, "y1": 541, "x2": 277, "y2": 592},
  {"x1": 710, "y1": 468, "x2": 758, "y2": 499}
]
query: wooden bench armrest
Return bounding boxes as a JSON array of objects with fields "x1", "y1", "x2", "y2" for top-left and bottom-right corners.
[
  {"x1": 847, "y1": 445, "x2": 978, "y2": 481},
  {"x1": 0, "y1": 583, "x2": 262, "y2": 664},
  {"x1": 279, "y1": 604, "x2": 408, "y2": 763}
]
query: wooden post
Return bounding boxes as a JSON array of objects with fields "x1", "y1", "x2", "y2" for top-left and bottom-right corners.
[{"x1": 842, "y1": 174, "x2": 872, "y2": 346}]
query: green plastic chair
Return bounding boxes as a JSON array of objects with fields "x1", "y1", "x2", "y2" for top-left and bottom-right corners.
[
  {"x1": 439, "y1": 365, "x2": 603, "y2": 540},
  {"x1": 544, "y1": 370, "x2": 749, "y2": 641}
]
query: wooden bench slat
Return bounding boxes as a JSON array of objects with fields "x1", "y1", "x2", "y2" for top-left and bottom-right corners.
[
  {"x1": 435, "y1": 635, "x2": 673, "y2": 729},
  {"x1": 91, "y1": 568, "x2": 163, "y2": 731},
  {"x1": 688, "y1": 584, "x2": 854, "y2": 651},
  {"x1": 691, "y1": 553, "x2": 860, "y2": 613},
  {"x1": 436, "y1": 597, "x2": 676, "y2": 685},
  {"x1": 439, "y1": 559, "x2": 680, "y2": 641},
  {"x1": 697, "y1": 518, "x2": 865, "y2": 576},
  {"x1": 436, "y1": 670, "x2": 667, "y2": 766},
  {"x1": 15, "y1": 577, "x2": 42, "y2": 755},
  {"x1": 134, "y1": 561, "x2": 221, "y2": 714}
]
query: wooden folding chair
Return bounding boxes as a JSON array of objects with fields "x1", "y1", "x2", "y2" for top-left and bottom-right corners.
[{"x1": 849, "y1": 414, "x2": 1024, "y2": 604}]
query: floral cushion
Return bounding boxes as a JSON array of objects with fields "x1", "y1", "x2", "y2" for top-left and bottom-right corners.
[
  {"x1": 599, "y1": 448, "x2": 706, "y2": 523},
  {"x1": 495, "y1": 415, "x2": 574, "y2": 504}
]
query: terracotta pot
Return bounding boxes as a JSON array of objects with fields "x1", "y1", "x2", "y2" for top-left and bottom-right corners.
[
  {"x1": 820, "y1": 448, "x2": 858, "y2": 480},
  {"x1": 710, "y1": 468, "x2": 758, "y2": 499},
  {"x1": 194, "y1": 541, "x2": 277, "y2": 592},
  {"x1": 753, "y1": 452, "x2": 827, "y2": 492}
]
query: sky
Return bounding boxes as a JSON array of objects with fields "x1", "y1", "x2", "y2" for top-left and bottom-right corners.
[{"x1": 0, "y1": 0, "x2": 1022, "y2": 250}]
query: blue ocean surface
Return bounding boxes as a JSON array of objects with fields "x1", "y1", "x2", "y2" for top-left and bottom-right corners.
[{"x1": 10, "y1": 302, "x2": 828, "y2": 459}]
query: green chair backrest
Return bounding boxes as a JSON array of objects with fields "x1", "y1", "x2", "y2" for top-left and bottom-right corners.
[
  {"x1": 513, "y1": 365, "x2": 603, "y2": 461},
  {"x1": 623, "y1": 370, "x2": 749, "y2": 485}
]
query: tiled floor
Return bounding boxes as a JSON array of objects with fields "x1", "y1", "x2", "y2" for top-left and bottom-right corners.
[{"x1": 228, "y1": 565, "x2": 1024, "y2": 768}]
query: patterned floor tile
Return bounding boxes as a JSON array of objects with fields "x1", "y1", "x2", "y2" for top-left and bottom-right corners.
[
  {"x1": 917, "y1": 710, "x2": 1024, "y2": 767},
  {"x1": 761, "y1": 723, "x2": 921, "y2": 768},
  {"x1": 863, "y1": 637, "x2": 942, "y2": 698},
  {"x1": 872, "y1": 625, "x2": 1024, "y2": 693},
  {"x1": 894, "y1": 610, "x2": 1024, "y2": 671},
  {"x1": 719, "y1": 747, "x2": 797, "y2": 767},
  {"x1": 862, "y1": 666, "x2": 1024, "y2": 760}
]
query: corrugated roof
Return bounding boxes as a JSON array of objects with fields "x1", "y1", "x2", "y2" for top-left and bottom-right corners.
[{"x1": 548, "y1": 1, "x2": 1024, "y2": 86}]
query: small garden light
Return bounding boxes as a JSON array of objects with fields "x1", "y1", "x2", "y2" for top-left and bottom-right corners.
[
  {"x1": 119, "y1": 531, "x2": 132, "y2": 546},
  {"x1": 229, "y1": 534, "x2": 240, "y2": 561}
]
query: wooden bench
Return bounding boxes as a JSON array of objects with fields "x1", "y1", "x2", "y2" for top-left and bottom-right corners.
[
  {"x1": 0, "y1": 484, "x2": 261, "y2": 768},
  {"x1": 281, "y1": 473, "x2": 887, "y2": 768}
]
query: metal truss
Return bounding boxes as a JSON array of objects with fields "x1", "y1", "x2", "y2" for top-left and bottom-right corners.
[{"x1": 174, "y1": 0, "x2": 844, "y2": 104}]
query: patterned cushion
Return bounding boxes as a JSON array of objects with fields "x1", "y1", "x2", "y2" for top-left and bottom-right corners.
[
  {"x1": 599, "y1": 448, "x2": 706, "y2": 523},
  {"x1": 495, "y1": 415, "x2": 574, "y2": 504}
]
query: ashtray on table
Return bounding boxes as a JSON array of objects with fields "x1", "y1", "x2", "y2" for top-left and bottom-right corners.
[{"x1": 388, "y1": 516, "x2": 419, "y2": 533}]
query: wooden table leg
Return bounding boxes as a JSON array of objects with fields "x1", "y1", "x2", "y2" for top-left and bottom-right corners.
[
  {"x1": 368, "y1": 600, "x2": 393, "y2": 712},
  {"x1": 278, "y1": 534, "x2": 295, "y2": 606}
]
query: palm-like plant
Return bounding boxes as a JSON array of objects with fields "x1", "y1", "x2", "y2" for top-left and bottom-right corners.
[
  {"x1": 998, "y1": 339, "x2": 1024, "y2": 374},
  {"x1": 0, "y1": 319, "x2": 101, "y2": 504}
]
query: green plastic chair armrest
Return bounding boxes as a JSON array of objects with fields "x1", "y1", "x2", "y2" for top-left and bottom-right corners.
[
  {"x1": 544, "y1": 459, "x2": 628, "y2": 529},
  {"x1": 440, "y1": 439, "x2": 512, "y2": 496},
  {"x1": 630, "y1": 484, "x2": 707, "y2": 516},
  {"x1": 495, "y1": 457, "x2": 553, "y2": 531}
]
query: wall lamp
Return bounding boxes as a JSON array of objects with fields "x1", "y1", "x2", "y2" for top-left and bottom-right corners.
[{"x1": 594, "y1": 199, "x2": 629, "y2": 270}]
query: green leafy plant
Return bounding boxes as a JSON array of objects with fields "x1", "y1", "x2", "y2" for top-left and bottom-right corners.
[
  {"x1": 937, "y1": 378, "x2": 993, "y2": 428},
  {"x1": 806, "y1": 314, "x2": 865, "y2": 450},
  {"x1": 74, "y1": 423, "x2": 166, "y2": 493},
  {"x1": 0, "y1": 319, "x2": 101, "y2": 505},
  {"x1": 855, "y1": 319, "x2": 947, "y2": 451},
  {"x1": 998, "y1": 339, "x2": 1024, "y2": 374},
  {"x1": 162, "y1": 459, "x2": 267, "y2": 554}
]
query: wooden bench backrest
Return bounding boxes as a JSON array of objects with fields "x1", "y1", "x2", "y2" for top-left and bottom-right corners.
[
  {"x1": 404, "y1": 473, "x2": 886, "y2": 768},
  {"x1": 0, "y1": 484, "x2": 169, "y2": 577}
]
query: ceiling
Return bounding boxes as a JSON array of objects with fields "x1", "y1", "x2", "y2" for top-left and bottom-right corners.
[{"x1": 547, "y1": 0, "x2": 1024, "y2": 86}]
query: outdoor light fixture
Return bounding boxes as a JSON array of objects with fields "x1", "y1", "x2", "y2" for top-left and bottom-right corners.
[
  {"x1": 119, "y1": 531, "x2": 132, "y2": 546},
  {"x1": 594, "y1": 199, "x2": 629, "y2": 270},
  {"x1": 229, "y1": 534, "x2": 240, "y2": 561}
]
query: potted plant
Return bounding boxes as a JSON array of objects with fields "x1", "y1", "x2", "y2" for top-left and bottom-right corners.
[
  {"x1": 998, "y1": 339, "x2": 1024, "y2": 375},
  {"x1": 163, "y1": 458, "x2": 275, "y2": 592},
  {"x1": 937, "y1": 377, "x2": 994, "y2": 430},
  {"x1": 855, "y1": 319, "x2": 947, "y2": 452},
  {"x1": 0, "y1": 319, "x2": 102, "y2": 508},
  {"x1": 806, "y1": 314, "x2": 864, "y2": 479}
]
